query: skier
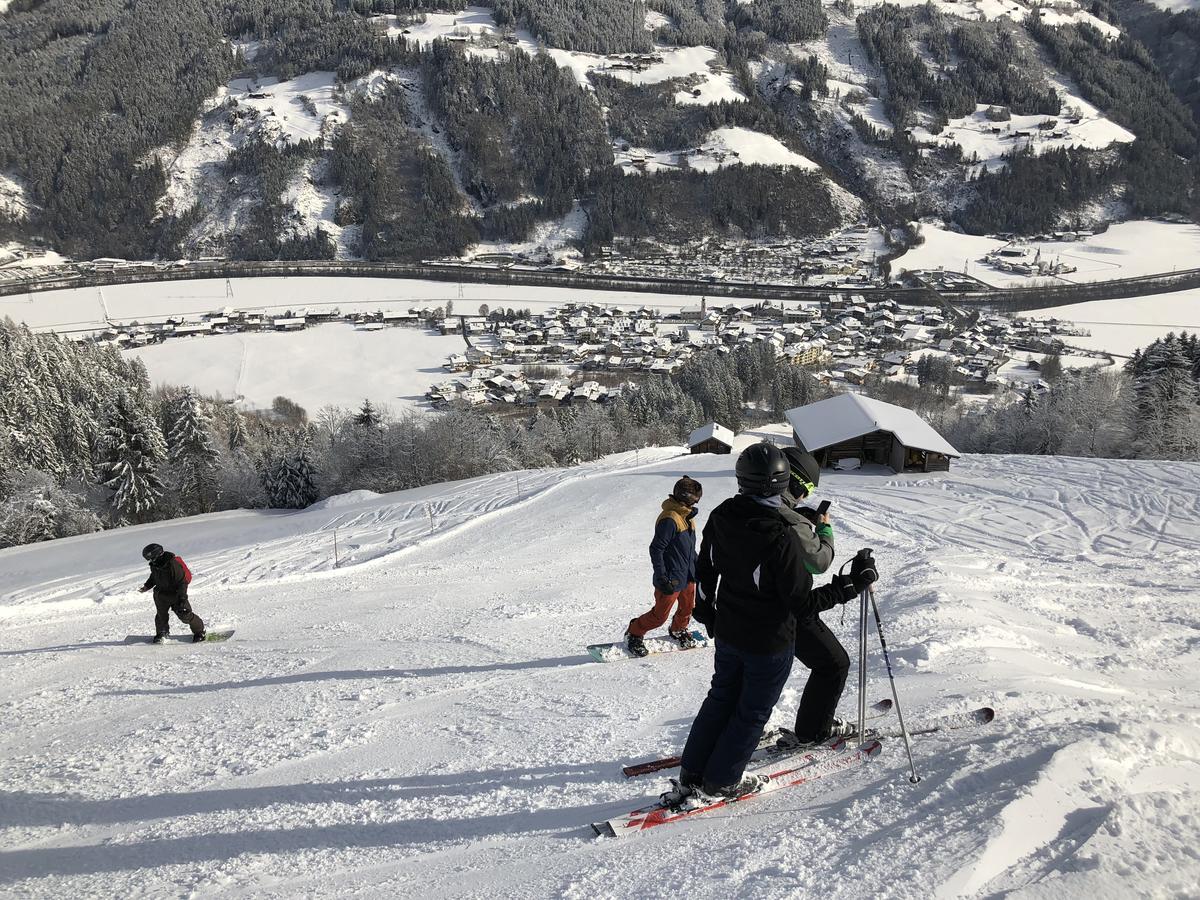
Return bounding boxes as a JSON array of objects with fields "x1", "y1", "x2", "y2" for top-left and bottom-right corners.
[
  {"x1": 138, "y1": 543, "x2": 206, "y2": 643},
  {"x1": 625, "y1": 476, "x2": 703, "y2": 657},
  {"x1": 679, "y1": 442, "x2": 875, "y2": 799},
  {"x1": 777, "y1": 446, "x2": 853, "y2": 749}
]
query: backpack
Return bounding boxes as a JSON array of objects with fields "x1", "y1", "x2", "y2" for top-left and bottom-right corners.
[{"x1": 176, "y1": 556, "x2": 193, "y2": 584}]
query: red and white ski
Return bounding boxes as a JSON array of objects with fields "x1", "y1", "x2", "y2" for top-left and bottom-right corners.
[{"x1": 593, "y1": 739, "x2": 883, "y2": 838}]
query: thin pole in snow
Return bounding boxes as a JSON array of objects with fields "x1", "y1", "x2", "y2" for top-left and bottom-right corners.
[
  {"x1": 871, "y1": 590, "x2": 921, "y2": 784},
  {"x1": 333, "y1": 528, "x2": 340, "y2": 568}
]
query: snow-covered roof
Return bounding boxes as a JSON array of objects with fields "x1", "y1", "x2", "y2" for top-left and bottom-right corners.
[
  {"x1": 785, "y1": 394, "x2": 960, "y2": 457},
  {"x1": 688, "y1": 422, "x2": 735, "y2": 447}
]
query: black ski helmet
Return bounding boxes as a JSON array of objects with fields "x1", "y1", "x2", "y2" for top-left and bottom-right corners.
[
  {"x1": 142, "y1": 543, "x2": 164, "y2": 562},
  {"x1": 735, "y1": 442, "x2": 789, "y2": 496},
  {"x1": 782, "y1": 446, "x2": 821, "y2": 496},
  {"x1": 672, "y1": 476, "x2": 703, "y2": 506}
]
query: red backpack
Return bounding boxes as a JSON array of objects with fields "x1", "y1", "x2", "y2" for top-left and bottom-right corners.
[{"x1": 176, "y1": 556, "x2": 193, "y2": 584}]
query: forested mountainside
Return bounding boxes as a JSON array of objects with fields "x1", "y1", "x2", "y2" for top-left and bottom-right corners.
[{"x1": 0, "y1": 0, "x2": 1197, "y2": 262}]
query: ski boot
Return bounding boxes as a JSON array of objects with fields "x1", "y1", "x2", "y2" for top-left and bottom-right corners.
[
  {"x1": 151, "y1": 633, "x2": 167, "y2": 645},
  {"x1": 702, "y1": 773, "x2": 770, "y2": 800},
  {"x1": 776, "y1": 717, "x2": 857, "y2": 751},
  {"x1": 668, "y1": 628, "x2": 696, "y2": 649},
  {"x1": 625, "y1": 632, "x2": 649, "y2": 658},
  {"x1": 192, "y1": 631, "x2": 207, "y2": 643}
]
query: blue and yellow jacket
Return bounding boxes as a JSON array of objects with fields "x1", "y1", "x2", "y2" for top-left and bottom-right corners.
[{"x1": 649, "y1": 497, "x2": 698, "y2": 593}]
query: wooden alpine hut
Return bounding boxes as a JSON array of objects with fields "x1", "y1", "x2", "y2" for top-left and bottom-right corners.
[{"x1": 784, "y1": 394, "x2": 959, "y2": 473}]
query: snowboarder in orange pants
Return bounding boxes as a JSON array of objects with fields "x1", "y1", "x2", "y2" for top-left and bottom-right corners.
[{"x1": 625, "y1": 476, "x2": 702, "y2": 656}]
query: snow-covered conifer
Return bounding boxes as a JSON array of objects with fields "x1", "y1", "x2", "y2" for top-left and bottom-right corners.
[
  {"x1": 98, "y1": 391, "x2": 167, "y2": 521},
  {"x1": 167, "y1": 388, "x2": 221, "y2": 513}
]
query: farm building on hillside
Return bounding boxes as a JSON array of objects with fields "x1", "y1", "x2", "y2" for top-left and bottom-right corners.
[
  {"x1": 688, "y1": 422, "x2": 735, "y2": 454},
  {"x1": 785, "y1": 394, "x2": 959, "y2": 473}
]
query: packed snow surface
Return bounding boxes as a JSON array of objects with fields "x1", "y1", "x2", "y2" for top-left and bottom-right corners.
[
  {"x1": 2, "y1": 428, "x2": 1199, "y2": 898},
  {"x1": 124, "y1": 323, "x2": 464, "y2": 413}
]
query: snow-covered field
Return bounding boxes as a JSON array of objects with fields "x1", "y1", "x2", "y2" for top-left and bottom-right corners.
[
  {"x1": 125, "y1": 323, "x2": 463, "y2": 413},
  {"x1": 909, "y1": 101, "x2": 1134, "y2": 170},
  {"x1": 854, "y1": 0, "x2": 1121, "y2": 35},
  {"x1": 2, "y1": 430, "x2": 1199, "y2": 898},
  {"x1": 1028, "y1": 286, "x2": 1200, "y2": 356},
  {"x1": 894, "y1": 220, "x2": 1200, "y2": 287},
  {"x1": 614, "y1": 126, "x2": 820, "y2": 175},
  {"x1": 0, "y1": 276, "x2": 735, "y2": 336},
  {"x1": 1145, "y1": 0, "x2": 1200, "y2": 10}
]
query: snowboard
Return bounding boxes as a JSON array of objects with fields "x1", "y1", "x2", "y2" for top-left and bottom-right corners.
[
  {"x1": 124, "y1": 629, "x2": 235, "y2": 644},
  {"x1": 588, "y1": 630, "x2": 709, "y2": 663}
]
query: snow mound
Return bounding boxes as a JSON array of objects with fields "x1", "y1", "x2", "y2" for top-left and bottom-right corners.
[{"x1": 309, "y1": 490, "x2": 384, "y2": 510}]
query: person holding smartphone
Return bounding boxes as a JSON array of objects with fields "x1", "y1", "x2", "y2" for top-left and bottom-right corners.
[{"x1": 778, "y1": 447, "x2": 855, "y2": 748}]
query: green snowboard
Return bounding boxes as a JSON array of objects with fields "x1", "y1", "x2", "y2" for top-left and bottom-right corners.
[
  {"x1": 587, "y1": 630, "x2": 708, "y2": 663},
  {"x1": 124, "y1": 629, "x2": 235, "y2": 644}
]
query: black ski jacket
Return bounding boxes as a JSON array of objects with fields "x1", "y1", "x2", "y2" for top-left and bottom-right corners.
[
  {"x1": 143, "y1": 552, "x2": 188, "y2": 602},
  {"x1": 696, "y1": 494, "x2": 851, "y2": 655}
]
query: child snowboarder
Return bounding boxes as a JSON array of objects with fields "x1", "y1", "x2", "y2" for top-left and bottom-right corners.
[
  {"x1": 138, "y1": 543, "x2": 206, "y2": 643},
  {"x1": 625, "y1": 476, "x2": 703, "y2": 657}
]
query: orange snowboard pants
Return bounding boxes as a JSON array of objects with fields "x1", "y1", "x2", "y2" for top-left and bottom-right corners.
[{"x1": 628, "y1": 582, "x2": 696, "y2": 637}]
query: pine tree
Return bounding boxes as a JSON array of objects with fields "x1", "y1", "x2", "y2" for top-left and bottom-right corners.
[
  {"x1": 353, "y1": 399, "x2": 382, "y2": 428},
  {"x1": 263, "y1": 435, "x2": 319, "y2": 509},
  {"x1": 167, "y1": 388, "x2": 221, "y2": 514},
  {"x1": 99, "y1": 391, "x2": 167, "y2": 521}
]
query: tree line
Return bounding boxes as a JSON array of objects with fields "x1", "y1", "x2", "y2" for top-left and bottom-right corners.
[{"x1": 6, "y1": 314, "x2": 1200, "y2": 549}]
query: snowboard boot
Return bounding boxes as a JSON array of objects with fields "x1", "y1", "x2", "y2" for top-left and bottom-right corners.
[
  {"x1": 701, "y1": 773, "x2": 770, "y2": 800},
  {"x1": 625, "y1": 631, "x2": 649, "y2": 658},
  {"x1": 151, "y1": 634, "x2": 166, "y2": 645},
  {"x1": 668, "y1": 628, "x2": 696, "y2": 649},
  {"x1": 192, "y1": 631, "x2": 207, "y2": 643}
]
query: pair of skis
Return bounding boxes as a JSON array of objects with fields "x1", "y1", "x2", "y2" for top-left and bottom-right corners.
[
  {"x1": 621, "y1": 698, "x2": 897, "y2": 778},
  {"x1": 592, "y1": 705, "x2": 995, "y2": 837},
  {"x1": 594, "y1": 738, "x2": 884, "y2": 837}
]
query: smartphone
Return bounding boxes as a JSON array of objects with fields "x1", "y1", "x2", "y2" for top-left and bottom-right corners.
[{"x1": 817, "y1": 500, "x2": 831, "y2": 516}]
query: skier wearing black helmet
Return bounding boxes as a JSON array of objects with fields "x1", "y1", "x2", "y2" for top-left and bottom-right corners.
[
  {"x1": 777, "y1": 446, "x2": 855, "y2": 749},
  {"x1": 138, "y1": 543, "x2": 205, "y2": 643},
  {"x1": 676, "y1": 442, "x2": 876, "y2": 800}
]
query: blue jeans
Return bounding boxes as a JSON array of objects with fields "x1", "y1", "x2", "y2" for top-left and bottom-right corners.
[{"x1": 679, "y1": 639, "x2": 794, "y2": 788}]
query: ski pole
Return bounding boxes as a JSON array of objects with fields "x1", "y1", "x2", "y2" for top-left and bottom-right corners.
[
  {"x1": 857, "y1": 583, "x2": 869, "y2": 747},
  {"x1": 870, "y1": 589, "x2": 921, "y2": 784}
]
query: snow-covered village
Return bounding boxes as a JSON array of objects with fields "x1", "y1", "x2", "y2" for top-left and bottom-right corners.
[{"x1": 2, "y1": 0, "x2": 1200, "y2": 897}]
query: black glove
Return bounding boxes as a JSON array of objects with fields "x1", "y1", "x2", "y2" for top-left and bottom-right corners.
[
  {"x1": 851, "y1": 549, "x2": 879, "y2": 592},
  {"x1": 831, "y1": 573, "x2": 857, "y2": 604},
  {"x1": 653, "y1": 577, "x2": 675, "y2": 594}
]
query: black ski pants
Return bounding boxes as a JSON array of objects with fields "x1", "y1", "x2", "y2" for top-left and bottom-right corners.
[
  {"x1": 679, "y1": 639, "x2": 793, "y2": 789},
  {"x1": 154, "y1": 594, "x2": 204, "y2": 637},
  {"x1": 793, "y1": 615, "x2": 850, "y2": 742}
]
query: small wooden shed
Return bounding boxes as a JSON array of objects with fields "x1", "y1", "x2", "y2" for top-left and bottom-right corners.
[
  {"x1": 785, "y1": 394, "x2": 959, "y2": 473},
  {"x1": 688, "y1": 422, "x2": 735, "y2": 455}
]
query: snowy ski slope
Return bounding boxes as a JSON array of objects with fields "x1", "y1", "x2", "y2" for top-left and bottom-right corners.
[{"x1": 1, "y1": 430, "x2": 1198, "y2": 898}]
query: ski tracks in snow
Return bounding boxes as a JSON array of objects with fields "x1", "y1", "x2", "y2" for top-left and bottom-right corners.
[{"x1": 2, "y1": 450, "x2": 1199, "y2": 897}]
